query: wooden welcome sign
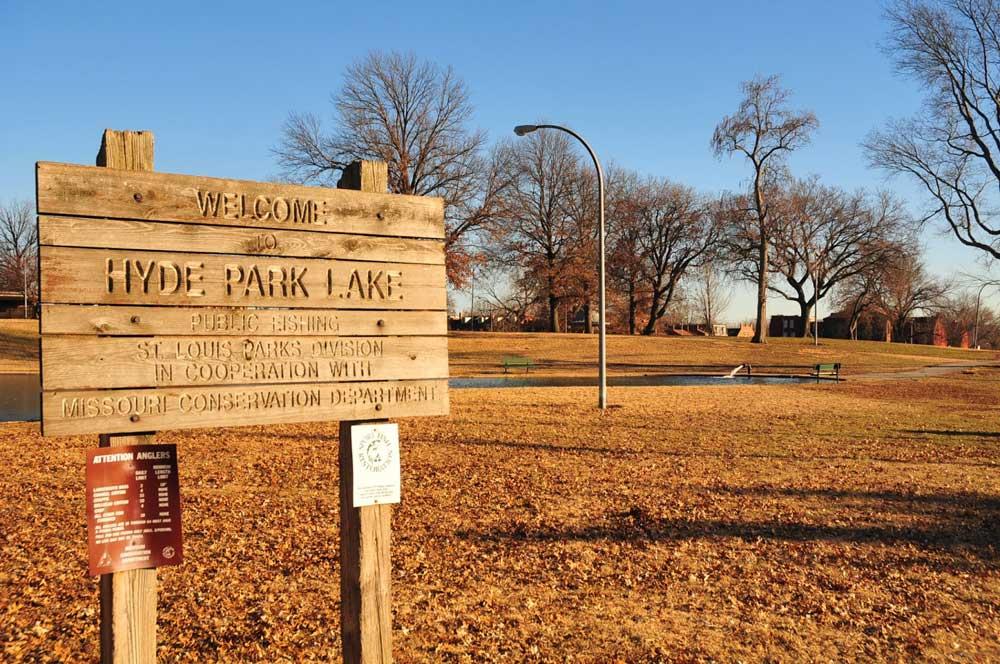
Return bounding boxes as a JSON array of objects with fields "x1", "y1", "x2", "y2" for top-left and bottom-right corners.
[
  {"x1": 37, "y1": 131, "x2": 447, "y2": 663},
  {"x1": 37, "y1": 161, "x2": 449, "y2": 436}
]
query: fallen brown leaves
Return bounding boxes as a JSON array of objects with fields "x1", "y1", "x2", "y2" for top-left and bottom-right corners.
[{"x1": 1, "y1": 372, "x2": 998, "y2": 661}]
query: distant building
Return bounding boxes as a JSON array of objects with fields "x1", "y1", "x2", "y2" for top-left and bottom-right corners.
[
  {"x1": 906, "y1": 316, "x2": 949, "y2": 347},
  {"x1": 0, "y1": 291, "x2": 31, "y2": 318},
  {"x1": 822, "y1": 311, "x2": 971, "y2": 348},
  {"x1": 943, "y1": 319, "x2": 972, "y2": 349},
  {"x1": 729, "y1": 323, "x2": 755, "y2": 338},
  {"x1": 665, "y1": 323, "x2": 726, "y2": 336},
  {"x1": 568, "y1": 307, "x2": 599, "y2": 333},
  {"x1": 769, "y1": 314, "x2": 806, "y2": 338},
  {"x1": 448, "y1": 315, "x2": 495, "y2": 332},
  {"x1": 665, "y1": 325, "x2": 696, "y2": 336},
  {"x1": 822, "y1": 312, "x2": 892, "y2": 342}
]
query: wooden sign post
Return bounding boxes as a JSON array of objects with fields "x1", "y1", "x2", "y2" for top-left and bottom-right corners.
[
  {"x1": 36, "y1": 133, "x2": 448, "y2": 662},
  {"x1": 337, "y1": 162, "x2": 393, "y2": 663},
  {"x1": 95, "y1": 129, "x2": 158, "y2": 664}
]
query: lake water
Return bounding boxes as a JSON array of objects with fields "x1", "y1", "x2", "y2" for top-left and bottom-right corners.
[
  {"x1": 0, "y1": 373, "x2": 818, "y2": 423},
  {"x1": 0, "y1": 374, "x2": 39, "y2": 422}
]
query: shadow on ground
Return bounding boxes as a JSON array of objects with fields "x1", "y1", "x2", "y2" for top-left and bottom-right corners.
[
  {"x1": 457, "y1": 485, "x2": 1000, "y2": 565},
  {"x1": 903, "y1": 428, "x2": 1000, "y2": 438},
  {"x1": 450, "y1": 437, "x2": 1000, "y2": 468}
]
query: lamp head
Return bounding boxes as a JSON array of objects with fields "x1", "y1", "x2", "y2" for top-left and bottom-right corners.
[{"x1": 514, "y1": 124, "x2": 538, "y2": 136}]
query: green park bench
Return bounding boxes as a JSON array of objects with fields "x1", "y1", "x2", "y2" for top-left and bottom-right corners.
[
  {"x1": 813, "y1": 362, "x2": 842, "y2": 382},
  {"x1": 502, "y1": 355, "x2": 534, "y2": 373}
]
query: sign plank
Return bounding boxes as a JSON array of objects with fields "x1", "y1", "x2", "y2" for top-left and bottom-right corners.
[
  {"x1": 36, "y1": 162, "x2": 445, "y2": 239},
  {"x1": 40, "y1": 246, "x2": 447, "y2": 309},
  {"x1": 41, "y1": 378, "x2": 449, "y2": 436},
  {"x1": 42, "y1": 335, "x2": 448, "y2": 390},
  {"x1": 40, "y1": 305, "x2": 447, "y2": 337},
  {"x1": 39, "y1": 216, "x2": 445, "y2": 265}
]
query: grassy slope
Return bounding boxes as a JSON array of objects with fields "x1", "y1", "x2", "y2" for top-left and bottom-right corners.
[
  {"x1": 1, "y1": 370, "x2": 997, "y2": 660},
  {"x1": 4, "y1": 323, "x2": 993, "y2": 376},
  {"x1": 449, "y1": 332, "x2": 998, "y2": 377},
  {"x1": 0, "y1": 320, "x2": 38, "y2": 372}
]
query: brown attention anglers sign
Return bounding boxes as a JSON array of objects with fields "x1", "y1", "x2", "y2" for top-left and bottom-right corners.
[
  {"x1": 86, "y1": 444, "x2": 182, "y2": 576},
  {"x1": 37, "y1": 162, "x2": 449, "y2": 436}
]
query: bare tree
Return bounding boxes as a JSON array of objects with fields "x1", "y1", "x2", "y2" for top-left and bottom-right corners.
[
  {"x1": 694, "y1": 259, "x2": 733, "y2": 331},
  {"x1": 491, "y1": 130, "x2": 582, "y2": 332},
  {"x1": 0, "y1": 200, "x2": 37, "y2": 313},
  {"x1": 835, "y1": 266, "x2": 887, "y2": 340},
  {"x1": 939, "y1": 291, "x2": 989, "y2": 345},
  {"x1": 480, "y1": 269, "x2": 542, "y2": 329},
  {"x1": 712, "y1": 75, "x2": 818, "y2": 343},
  {"x1": 274, "y1": 51, "x2": 506, "y2": 286},
  {"x1": 606, "y1": 167, "x2": 647, "y2": 334},
  {"x1": 872, "y1": 252, "x2": 952, "y2": 339},
  {"x1": 866, "y1": 0, "x2": 1000, "y2": 260},
  {"x1": 771, "y1": 180, "x2": 915, "y2": 335},
  {"x1": 634, "y1": 179, "x2": 721, "y2": 335},
  {"x1": 559, "y1": 164, "x2": 601, "y2": 330}
]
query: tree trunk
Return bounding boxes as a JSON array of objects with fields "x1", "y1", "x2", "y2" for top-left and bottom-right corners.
[
  {"x1": 627, "y1": 283, "x2": 636, "y2": 336},
  {"x1": 548, "y1": 291, "x2": 559, "y2": 333},
  {"x1": 848, "y1": 306, "x2": 862, "y2": 340},
  {"x1": 798, "y1": 299, "x2": 813, "y2": 338},
  {"x1": 752, "y1": 237, "x2": 768, "y2": 344},
  {"x1": 641, "y1": 292, "x2": 661, "y2": 336}
]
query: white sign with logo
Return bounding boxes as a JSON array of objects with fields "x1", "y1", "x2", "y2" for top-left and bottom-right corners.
[{"x1": 351, "y1": 423, "x2": 401, "y2": 507}]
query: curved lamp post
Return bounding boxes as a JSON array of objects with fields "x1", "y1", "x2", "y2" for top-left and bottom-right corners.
[
  {"x1": 514, "y1": 124, "x2": 607, "y2": 409},
  {"x1": 974, "y1": 280, "x2": 1000, "y2": 348}
]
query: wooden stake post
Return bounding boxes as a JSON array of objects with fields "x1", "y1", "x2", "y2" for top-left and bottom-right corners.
[
  {"x1": 337, "y1": 161, "x2": 393, "y2": 663},
  {"x1": 95, "y1": 129, "x2": 158, "y2": 664}
]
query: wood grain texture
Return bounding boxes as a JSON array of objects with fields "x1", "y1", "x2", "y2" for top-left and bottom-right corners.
[
  {"x1": 39, "y1": 215, "x2": 445, "y2": 265},
  {"x1": 41, "y1": 305, "x2": 447, "y2": 336},
  {"x1": 36, "y1": 161, "x2": 444, "y2": 239},
  {"x1": 99, "y1": 432, "x2": 158, "y2": 664},
  {"x1": 339, "y1": 420, "x2": 393, "y2": 664},
  {"x1": 338, "y1": 159, "x2": 395, "y2": 664},
  {"x1": 94, "y1": 130, "x2": 157, "y2": 664},
  {"x1": 337, "y1": 161, "x2": 389, "y2": 194},
  {"x1": 39, "y1": 246, "x2": 447, "y2": 310},
  {"x1": 96, "y1": 130, "x2": 154, "y2": 171},
  {"x1": 41, "y1": 378, "x2": 448, "y2": 436},
  {"x1": 42, "y1": 335, "x2": 448, "y2": 390}
]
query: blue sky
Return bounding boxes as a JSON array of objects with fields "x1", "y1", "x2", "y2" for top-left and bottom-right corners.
[{"x1": 2, "y1": 0, "x2": 994, "y2": 320}]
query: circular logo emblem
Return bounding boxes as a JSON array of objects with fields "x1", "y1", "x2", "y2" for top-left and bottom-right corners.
[
  {"x1": 358, "y1": 430, "x2": 393, "y2": 473},
  {"x1": 162, "y1": 546, "x2": 176, "y2": 560}
]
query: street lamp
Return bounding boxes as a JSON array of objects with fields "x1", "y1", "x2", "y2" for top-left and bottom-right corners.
[
  {"x1": 973, "y1": 280, "x2": 1000, "y2": 348},
  {"x1": 513, "y1": 124, "x2": 608, "y2": 409}
]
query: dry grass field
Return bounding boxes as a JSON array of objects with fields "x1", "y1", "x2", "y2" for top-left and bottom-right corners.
[
  {"x1": 1, "y1": 325, "x2": 994, "y2": 377},
  {"x1": 1, "y1": 362, "x2": 998, "y2": 661},
  {"x1": 0, "y1": 320, "x2": 38, "y2": 373},
  {"x1": 449, "y1": 332, "x2": 995, "y2": 377}
]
